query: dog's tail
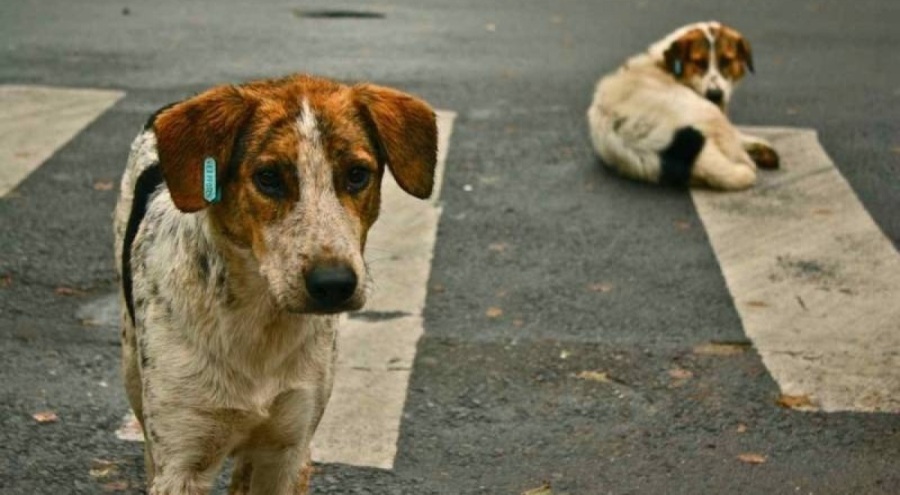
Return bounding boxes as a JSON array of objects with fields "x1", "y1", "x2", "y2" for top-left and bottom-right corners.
[{"x1": 658, "y1": 126, "x2": 705, "y2": 186}]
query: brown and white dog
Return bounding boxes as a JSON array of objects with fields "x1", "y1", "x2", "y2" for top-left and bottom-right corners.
[
  {"x1": 113, "y1": 75, "x2": 437, "y2": 494},
  {"x1": 587, "y1": 21, "x2": 780, "y2": 190}
]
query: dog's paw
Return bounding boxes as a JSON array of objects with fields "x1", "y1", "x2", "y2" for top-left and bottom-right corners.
[{"x1": 745, "y1": 142, "x2": 780, "y2": 170}]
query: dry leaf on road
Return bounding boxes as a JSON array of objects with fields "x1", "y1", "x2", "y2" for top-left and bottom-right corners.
[
  {"x1": 55, "y1": 286, "x2": 86, "y2": 297},
  {"x1": 89, "y1": 459, "x2": 118, "y2": 479},
  {"x1": 32, "y1": 410, "x2": 59, "y2": 423},
  {"x1": 668, "y1": 368, "x2": 693, "y2": 380},
  {"x1": 93, "y1": 180, "x2": 114, "y2": 191},
  {"x1": 588, "y1": 283, "x2": 614, "y2": 293},
  {"x1": 521, "y1": 482, "x2": 553, "y2": 495},
  {"x1": 737, "y1": 453, "x2": 767, "y2": 465},
  {"x1": 575, "y1": 370, "x2": 611, "y2": 383},
  {"x1": 692, "y1": 342, "x2": 751, "y2": 356},
  {"x1": 486, "y1": 307, "x2": 504, "y2": 318},
  {"x1": 776, "y1": 394, "x2": 815, "y2": 410}
]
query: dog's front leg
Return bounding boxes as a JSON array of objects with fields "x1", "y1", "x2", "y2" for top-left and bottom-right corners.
[
  {"x1": 144, "y1": 405, "x2": 238, "y2": 495},
  {"x1": 237, "y1": 386, "x2": 330, "y2": 495}
]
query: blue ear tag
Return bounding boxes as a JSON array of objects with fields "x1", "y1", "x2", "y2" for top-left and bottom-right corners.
[
  {"x1": 673, "y1": 60, "x2": 683, "y2": 76},
  {"x1": 203, "y1": 157, "x2": 221, "y2": 203}
]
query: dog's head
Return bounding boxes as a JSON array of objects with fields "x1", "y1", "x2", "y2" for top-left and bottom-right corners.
[
  {"x1": 151, "y1": 75, "x2": 437, "y2": 314},
  {"x1": 656, "y1": 21, "x2": 754, "y2": 110}
]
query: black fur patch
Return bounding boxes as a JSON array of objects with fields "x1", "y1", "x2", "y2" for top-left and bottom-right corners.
[
  {"x1": 122, "y1": 164, "x2": 164, "y2": 325},
  {"x1": 659, "y1": 126, "x2": 705, "y2": 186}
]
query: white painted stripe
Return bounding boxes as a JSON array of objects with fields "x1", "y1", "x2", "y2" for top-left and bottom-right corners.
[
  {"x1": 311, "y1": 110, "x2": 456, "y2": 468},
  {"x1": 0, "y1": 85, "x2": 124, "y2": 196},
  {"x1": 693, "y1": 127, "x2": 900, "y2": 412}
]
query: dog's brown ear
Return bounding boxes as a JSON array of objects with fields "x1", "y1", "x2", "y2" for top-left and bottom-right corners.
[
  {"x1": 152, "y1": 86, "x2": 255, "y2": 212},
  {"x1": 736, "y1": 36, "x2": 755, "y2": 73},
  {"x1": 354, "y1": 84, "x2": 438, "y2": 199}
]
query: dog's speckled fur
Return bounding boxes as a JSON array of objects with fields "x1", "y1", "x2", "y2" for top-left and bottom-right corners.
[{"x1": 114, "y1": 74, "x2": 437, "y2": 494}]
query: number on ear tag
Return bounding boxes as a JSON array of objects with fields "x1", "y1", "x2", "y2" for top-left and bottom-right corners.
[{"x1": 203, "y1": 157, "x2": 221, "y2": 203}]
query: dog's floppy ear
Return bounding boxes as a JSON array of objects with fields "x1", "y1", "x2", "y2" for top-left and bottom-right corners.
[
  {"x1": 152, "y1": 86, "x2": 256, "y2": 212},
  {"x1": 736, "y1": 36, "x2": 755, "y2": 73},
  {"x1": 663, "y1": 38, "x2": 691, "y2": 77},
  {"x1": 354, "y1": 84, "x2": 438, "y2": 199}
]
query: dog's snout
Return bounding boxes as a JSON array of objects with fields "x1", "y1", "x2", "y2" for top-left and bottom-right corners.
[
  {"x1": 305, "y1": 265, "x2": 358, "y2": 310},
  {"x1": 705, "y1": 88, "x2": 725, "y2": 105}
]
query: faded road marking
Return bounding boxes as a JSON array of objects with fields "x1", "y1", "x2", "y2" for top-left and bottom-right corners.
[
  {"x1": 693, "y1": 127, "x2": 900, "y2": 412},
  {"x1": 0, "y1": 85, "x2": 124, "y2": 196},
  {"x1": 310, "y1": 110, "x2": 456, "y2": 468}
]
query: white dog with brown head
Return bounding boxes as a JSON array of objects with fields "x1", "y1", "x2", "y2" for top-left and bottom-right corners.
[
  {"x1": 587, "y1": 21, "x2": 780, "y2": 190},
  {"x1": 114, "y1": 74, "x2": 437, "y2": 494}
]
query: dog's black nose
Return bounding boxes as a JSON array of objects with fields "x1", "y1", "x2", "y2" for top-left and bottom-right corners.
[
  {"x1": 305, "y1": 265, "x2": 358, "y2": 309},
  {"x1": 705, "y1": 88, "x2": 725, "y2": 105}
]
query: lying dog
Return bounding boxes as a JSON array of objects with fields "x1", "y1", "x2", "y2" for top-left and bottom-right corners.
[
  {"x1": 587, "y1": 21, "x2": 779, "y2": 190},
  {"x1": 113, "y1": 75, "x2": 437, "y2": 494}
]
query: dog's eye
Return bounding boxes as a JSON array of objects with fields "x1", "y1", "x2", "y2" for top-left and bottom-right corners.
[
  {"x1": 346, "y1": 166, "x2": 372, "y2": 194},
  {"x1": 252, "y1": 167, "x2": 286, "y2": 199}
]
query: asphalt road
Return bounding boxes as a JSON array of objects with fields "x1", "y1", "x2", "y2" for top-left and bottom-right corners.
[{"x1": 1, "y1": 0, "x2": 898, "y2": 494}]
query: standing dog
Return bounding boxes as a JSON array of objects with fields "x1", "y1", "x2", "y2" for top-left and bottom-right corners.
[
  {"x1": 113, "y1": 75, "x2": 437, "y2": 494},
  {"x1": 587, "y1": 21, "x2": 780, "y2": 190}
]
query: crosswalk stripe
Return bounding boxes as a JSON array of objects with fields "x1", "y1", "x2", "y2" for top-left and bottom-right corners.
[
  {"x1": 0, "y1": 85, "x2": 124, "y2": 197},
  {"x1": 311, "y1": 110, "x2": 456, "y2": 469},
  {"x1": 692, "y1": 127, "x2": 900, "y2": 413}
]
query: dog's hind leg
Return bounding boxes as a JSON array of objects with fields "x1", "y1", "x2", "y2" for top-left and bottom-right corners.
[
  {"x1": 228, "y1": 456, "x2": 253, "y2": 495},
  {"x1": 740, "y1": 132, "x2": 781, "y2": 169},
  {"x1": 692, "y1": 142, "x2": 757, "y2": 191}
]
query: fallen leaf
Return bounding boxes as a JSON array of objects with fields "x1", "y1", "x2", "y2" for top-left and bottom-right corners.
[
  {"x1": 776, "y1": 393, "x2": 815, "y2": 410},
  {"x1": 93, "y1": 180, "x2": 114, "y2": 191},
  {"x1": 102, "y1": 480, "x2": 129, "y2": 492},
  {"x1": 55, "y1": 286, "x2": 86, "y2": 297},
  {"x1": 745, "y1": 300, "x2": 768, "y2": 308},
  {"x1": 486, "y1": 307, "x2": 504, "y2": 318},
  {"x1": 736, "y1": 423, "x2": 748, "y2": 434},
  {"x1": 692, "y1": 342, "x2": 751, "y2": 356},
  {"x1": 588, "y1": 283, "x2": 614, "y2": 293},
  {"x1": 431, "y1": 284, "x2": 445, "y2": 293},
  {"x1": 891, "y1": 146, "x2": 900, "y2": 155},
  {"x1": 559, "y1": 350, "x2": 571, "y2": 360},
  {"x1": 786, "y1": 107, "x2": 800, "y2": 115},
  {"x1": 115, "y1": 413, "x2": 144, "y2": 442},
  {"x1": 485, "y1": 22, "x2": 497, "y2": 32},
  {"x1": 495, "y1": 290, "x2": 508, "y2": 298},
  {"x1": 512, "y1": 318, "x2": 525, "y2": 328},
  {"x1": 668, "y1": 368, "x2": 693, "y2": 380},
  {"x1": 1, "y1": 274, "x2": 11, "y2": 287},
  {"x1": 89, "y1": 459, "x2": 118, "y2": 479},
  {"x1": 737, "y1": 453, "x2": 767, "y2": 465},
  {"x1": 674, "y1": 220, "x2": 692, "y2": 231},
  {"x1": 32, "y1": 410, "x2": 59, "y2": 423},
  {"x1": 521, "y1": 482, "x2": 553, "y2": 495},
  {"x1": 812, "y1": 208, "x2": 833, "y2": 216},
  {"x1": 575, "y1": 370, "x2": 610, "y2": 383},
  {"x1": 488, "y1": 242, "x2": 508, "y2": 253}
]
